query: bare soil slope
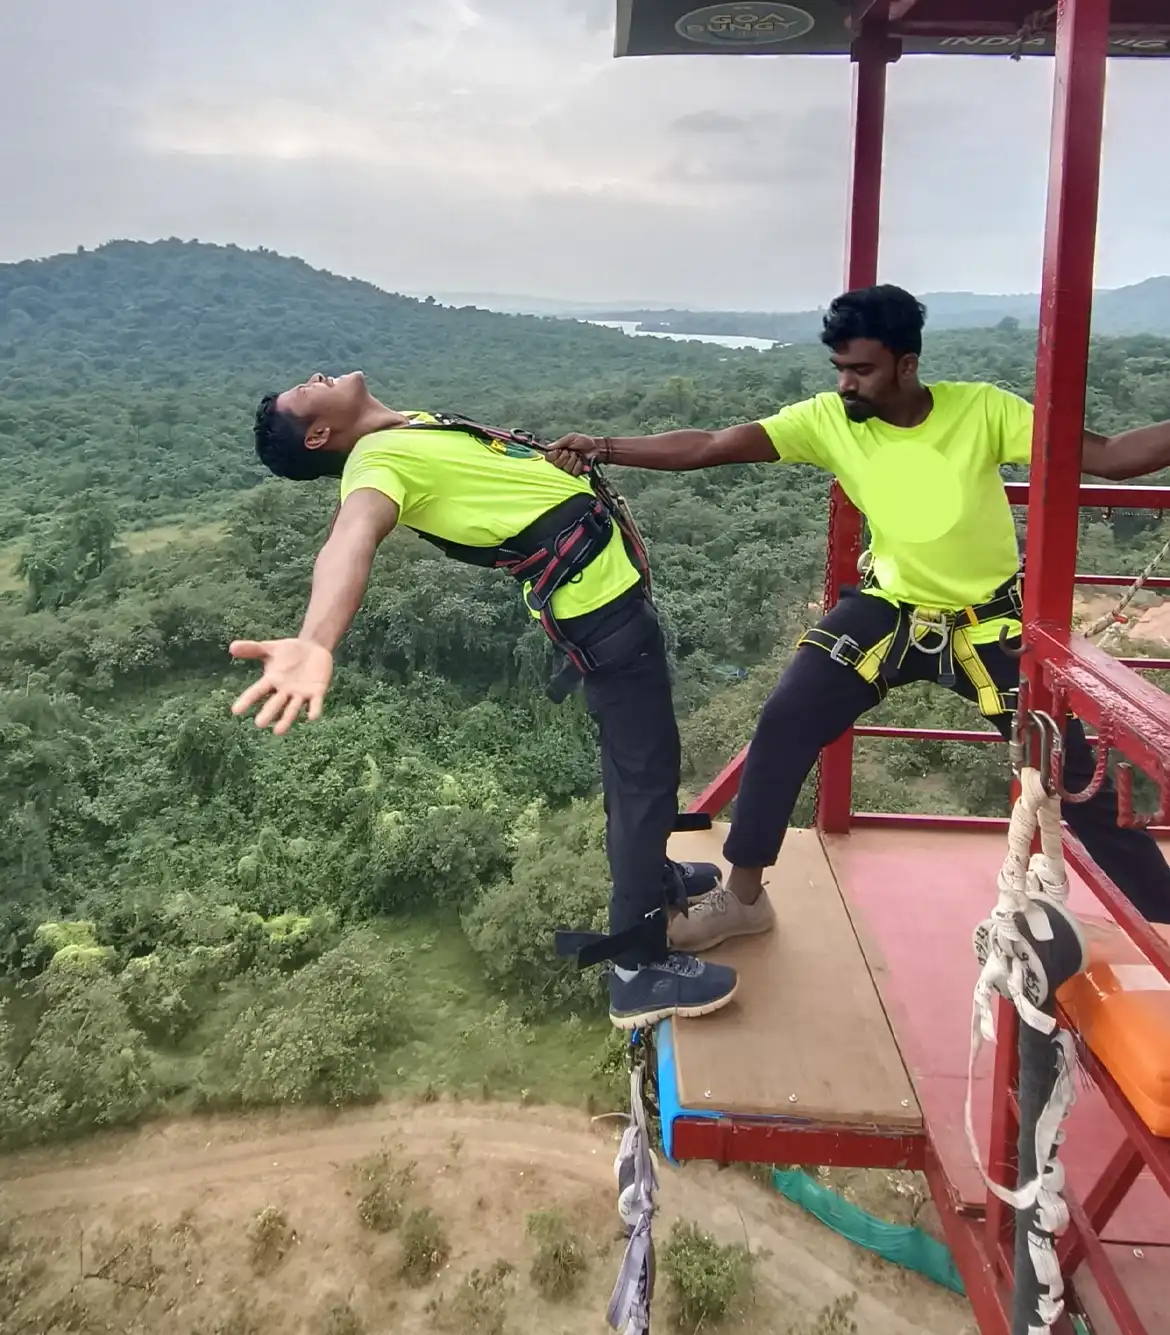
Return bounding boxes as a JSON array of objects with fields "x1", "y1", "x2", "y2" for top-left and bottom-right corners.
[{"x1": 1, "y1": 1101, "x2": 975, "y2": 1335}]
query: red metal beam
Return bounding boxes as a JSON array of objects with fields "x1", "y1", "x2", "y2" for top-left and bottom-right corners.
[
  {"x1": 1031, "y1": 633, "x2": 1170, "y2": 982},
  {"x1": 1058, "y1": 1141, "x2": 1145, "y2": 1273},
  {"x1": 985, "y1": 10, "x2": 1114, "y2": 1293},
  {"x1": 817, "y1": 22, "x2": 891, "y2": 836},
  {"x1": 851, "y1": 812, "x2": 1011, "y2": 832},
  {"x1": 688, "y1": 744, "x2": 748, "y2": 817},
  {"x1": 1003, "y1": 483, "x2": 1170, "y2": 509},
  {"x1": 855, "y1": 725, "x2": 1002, "y2": 743},
  {"x1": 851, "y1": 812, "x2": 1170, "y2": 838},
  {"x1": 1020, "y1": 0, "x2": 1111, "y2": 635},
  {"x1": 670, "y1": 1115, "x2": 925, "y2": 1170},
  {"x1": 1064, "y1": 1194, "x2": 1152, "y2": 1335},
  {"x1": 923, "y1": 1143, "x2": 1010, "y2": 1335},
  {"x1": 1034, "y1": 627, "x2": 1170, "y2": 806},
  {"x1": 1077, "y1": 574, "x2": 1170, "y2": 589}
]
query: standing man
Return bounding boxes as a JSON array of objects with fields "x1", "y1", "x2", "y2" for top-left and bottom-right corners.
[
  {"x1": 229, "y1": 371, "x2": 737, "y2": 1026},
  {"x1": 548, "y1": 285, "x2": 1170, "y2": 949}
]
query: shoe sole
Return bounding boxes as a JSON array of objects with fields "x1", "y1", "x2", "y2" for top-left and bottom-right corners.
[
  {"x1": 608, "y1": 978, "x2": 739, "y2": 1031},
  {"x1": 669, "y1": 916, "x2": 774, "y2": 954}
]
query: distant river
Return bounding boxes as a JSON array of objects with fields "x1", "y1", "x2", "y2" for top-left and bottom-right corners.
[{"x1": 587, "y1": 319, "x2": 779, "y2": 352}]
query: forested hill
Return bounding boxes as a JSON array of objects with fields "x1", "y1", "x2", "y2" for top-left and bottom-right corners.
[
  {"x1": 596, "y1": 276, "x2": 1170, "y2": 343},
  {"x1": 0, "y1": 239, "x2": 736, "y2": 394},
  {"x1": 0, "y1": 238, "x2": 803, "y2": 538}
]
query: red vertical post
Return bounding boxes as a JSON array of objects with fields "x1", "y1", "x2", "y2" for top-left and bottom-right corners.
[
  {"x1": 987, "y1": 0, "x2": 1112, "y2": 1282},
  {"x1": 1021, "y1": 0, "x2": 1110, "y2": 637},
  {"x1": 816, "y1": 18, "x2": 890, "y2": 835}
]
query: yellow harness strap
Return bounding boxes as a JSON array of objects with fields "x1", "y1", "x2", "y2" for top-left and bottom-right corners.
[{"x1": 798, "y1": 609, "x2": 1015, "y2": 717}]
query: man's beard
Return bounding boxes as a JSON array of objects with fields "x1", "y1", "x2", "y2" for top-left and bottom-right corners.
[{"x1": 841, "y1": 395, "x2": 877, "y2": 422}]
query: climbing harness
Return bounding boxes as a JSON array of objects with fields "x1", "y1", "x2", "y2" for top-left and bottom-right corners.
[
  {"x1": 798, "y1": 571, "x2": 1023, "y2": 717},
  {"x1": 966, "y1": 720, "x2": 1089, "y2": 1335},
  {"x1": 606, "y1": 1030, "x2": 659, "y2": 1335},
  {"x1": 397, "y1": 412, "x2": 655, "y2": 696}
]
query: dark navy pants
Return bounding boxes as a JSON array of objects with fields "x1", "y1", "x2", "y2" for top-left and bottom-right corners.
[
  {"x1": 724, "y1": 589, "x2": 1170, "y2": 923},
  {"x1": 566, "y1": 593, "x2": 680, "y2": 965}
]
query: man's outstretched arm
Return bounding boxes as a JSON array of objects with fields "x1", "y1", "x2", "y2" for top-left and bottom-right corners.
[
  {"x1": 230, "y1": 488, "x2": 399, "y2": 734},
  {"x1": 546, "y1": 421, "x2": 777, "y2": 475},
  {"x1": 1082, "y1": 421, "x2": 1170, "y2": 481}
]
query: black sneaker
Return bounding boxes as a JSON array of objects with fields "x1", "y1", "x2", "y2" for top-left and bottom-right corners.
[
  {"x1": 672, "y1": 859, "x2": 723, "y2": 900},
  {"x1": 608, "y1": 952, "x2": 738, "y2": 1029}
]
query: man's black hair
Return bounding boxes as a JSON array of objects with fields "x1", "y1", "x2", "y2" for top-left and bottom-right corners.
[
  {"x1": 253, "y1": 393, "x2": 347, "y2": 481},
  {"x1": 820, "y1": 285, "x2": 927, "y2": 359}
]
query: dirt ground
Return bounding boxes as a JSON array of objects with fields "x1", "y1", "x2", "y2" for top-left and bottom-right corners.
[
  {"x1": 0, "y1": 1100, "x2": 976, "y2": 1335},
  {"x1": 1074, "y1": 589, "x2": 1170, "y2": 648}
]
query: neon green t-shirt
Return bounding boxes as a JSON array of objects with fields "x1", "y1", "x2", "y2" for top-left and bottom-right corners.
[
  {"x1": 339, "y1": 413, "x2": 640, "y2": 620},
  {"x1": 758, "y1": 382, "x2": 1033, "y2": 644}
]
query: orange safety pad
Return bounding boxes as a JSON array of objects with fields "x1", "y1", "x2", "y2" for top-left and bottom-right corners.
[{"x1": 1059, "y1": 919, "x2": 1170, "y2": 1138}]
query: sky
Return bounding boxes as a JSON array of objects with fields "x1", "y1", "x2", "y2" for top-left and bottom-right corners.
[{"x1": 3, "y1": 0, "x2": 1168, "y2": 310}]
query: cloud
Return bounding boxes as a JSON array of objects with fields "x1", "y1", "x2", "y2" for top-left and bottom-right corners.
[
  {"x1": 671, "y1": 111, "x2": 751, "y2": 134},
  {"x1": 2, "y1": 1, "x2": 1168, "y2": 308}
]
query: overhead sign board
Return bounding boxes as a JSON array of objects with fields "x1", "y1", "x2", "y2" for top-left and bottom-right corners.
[{"x1": 614, "y1": 1, "x2": 1170, "y2": 58}]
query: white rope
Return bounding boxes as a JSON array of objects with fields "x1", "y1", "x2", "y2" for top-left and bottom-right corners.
[
  {"x1": 607, "y1": 1056, "x2": 658, "y2": 1335},
  {"x1": 965, "y1": 767, "x2": 1078, "y2": 1333},
  {"x1": 1085, "y1": 530, "x2": 1170, "y2": 641}
]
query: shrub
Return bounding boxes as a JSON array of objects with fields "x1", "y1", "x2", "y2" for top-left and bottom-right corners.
[
  {"x1": 0, "y1": 969, "x2": 158, "y2": 1149},
  {"x1": 427, "y1": 1261, "x2": 513, "y2": 1334},
  {"x1": 456, "y1": 1003, "x2": 534, "y2": 1083},
  {"x1": 259, "y1": 907, "x2": 337, "y2": 970},
  {"x1": 249, "y1": 1206, "x2": 295, "y2": 1276},
  {"x1": 661, "y1": 1220, "x2": 754, "y2": 1332},
  {"x1": 526, "y1": 1208, "x2": 587, "y2": 1300},
  {"x1": 797, "y1": 1293, "x2": 859, "y2": 1335},
  {"x1": 355, "y1": 1149, "x2": 415, "y2": 1236},
  {"x1": 207, "y1": 930, "x2": 407, "y2": 1108},
  {"x1": 117, "y1": 947, "x2": 228, "y2": 1043},
  {"x1": 398, "y1": 1207, "x2": 449, "y2": 1287},
  {"x1": 372, "y1": 804, "x2": 512, "y2": 912},
  {"x1": 462, "y1": 799, "x2": 609, "y2": 1010},
  {"x1": 31, "y1": 920, "x2": 116, "y2": 974}
]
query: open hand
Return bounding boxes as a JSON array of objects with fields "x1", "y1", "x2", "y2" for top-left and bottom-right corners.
[
  {"x1": 546, "y1": 432, "x2": 602, "y2": 477},
  {"x1": 229, "y1": 637, "x2": 334, "y2": 735}
]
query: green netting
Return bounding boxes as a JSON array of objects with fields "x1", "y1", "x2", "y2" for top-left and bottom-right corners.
[{"x1": 772, "y1": 1169, "x2": 967, "y2": 1296}]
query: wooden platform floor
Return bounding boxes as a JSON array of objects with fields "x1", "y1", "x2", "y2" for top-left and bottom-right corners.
[
  {"x1": 664, "y1": 825, "x2": 921, "y2": 1133},
  {"x1": 824, "y1": 826, "x2": 1170, "y2": 1248}
]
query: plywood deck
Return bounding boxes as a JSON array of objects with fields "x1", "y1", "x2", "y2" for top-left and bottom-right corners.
[
  {"x1": 825, "y1": 826, "x2": 1170, "y2": 1247},
  {"x1": 664, "y1": 825, "x2": 921, "y2": 1131},
  {"x1": 1077, "y1": 1244, "x2": 1170, "y2": 1335}
]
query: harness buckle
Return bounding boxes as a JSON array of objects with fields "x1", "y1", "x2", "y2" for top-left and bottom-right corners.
[{"x1": 829, "y1": 634, "x2": 862, "y2": 667}]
